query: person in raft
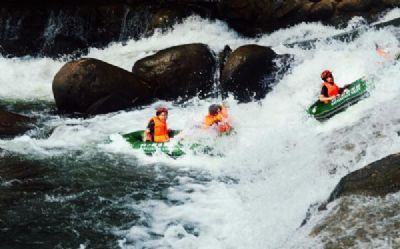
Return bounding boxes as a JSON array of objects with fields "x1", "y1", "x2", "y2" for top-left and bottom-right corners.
[
  {"x1": 143, "y1": 107, "x2": 170, "y2": 143},
  {"x1": 319, "y1": 70, "x2": 348, "y2": 103},
  {"x1": 375, "y1": 43, "x2": 393, "y2": 60},
  {"x1": 203, "y1": 103, "x2": 232, "y2": 134},
  {"x1": 375, "y1": 43, "x2": 400, "y2": 61}
]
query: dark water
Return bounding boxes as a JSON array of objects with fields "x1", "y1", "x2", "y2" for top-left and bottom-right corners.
[
  {"x1": 0, "y1": 101, "x2": 212, "y2": 249},
  {"x1": 0, "y1": 150, "x2": 212, "y2": 249},
  {"x1": 0, "y1": 99, "x2": 56, "y2": 115}
]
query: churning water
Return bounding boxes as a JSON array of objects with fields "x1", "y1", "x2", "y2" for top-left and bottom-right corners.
[{"x1": 2, "y1": 9, "x2": 400, "y2": 249}]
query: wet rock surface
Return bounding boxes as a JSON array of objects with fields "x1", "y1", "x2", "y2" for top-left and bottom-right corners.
[
  {"x1": 327, "y1": 153, "x2": 400, "y2": 203},
  {"x1": 52, "y1": 58, "x2": 152, "y2": 114},
  {"x1": 0, "y1": 110, "x2": 33, "y2": 138},
  {"x1": 308, "y1": 153, "x2": 400, "y2": 247},
  {"x1": 310, "y1": 194, "x2": 400, "y2": 248},
  {"x1": 53, "y1": 43, "x2": 293, "y2": 113},
  {"x1": 1, "y1": 0, "x2": 399, "y2": 57},
  {"x1": 132, "y1": 43, "x2": 217, "y2": 101},
  {"x1": 220, "y1": 45, "x2": 287, "y2": 102}
]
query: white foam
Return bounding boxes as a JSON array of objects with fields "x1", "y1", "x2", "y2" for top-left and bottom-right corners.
[
  {"x1": 1, "y1": 12, "x2": 400, "y2": 249},
  {"x1": 0, "y1": 56, "x2": 63, "y2": 100}
]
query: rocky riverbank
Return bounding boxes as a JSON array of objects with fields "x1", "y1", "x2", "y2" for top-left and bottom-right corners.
[{"x1": 1, "y1": 0, "x2": 399, "y2": 57}]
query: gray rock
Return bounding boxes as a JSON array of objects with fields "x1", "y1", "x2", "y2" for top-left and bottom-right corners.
[{"x1": 327, "y1": 153, "x2": 400, "y2": 203}]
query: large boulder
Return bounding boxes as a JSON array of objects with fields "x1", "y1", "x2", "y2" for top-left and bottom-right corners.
[
  {"x1": 327, "y1": 153, "x2": 400, "y2": 203},
  {"x1": 0, "y1": 110, "x2": 33, "y2": 138},
  {"x1": 132, "y1": 43, "x2": 217, "y2": 100},
  {"x1": 220, "y1": 44, "x2": 281, "y2": 102},
  {"x1": 52, "y1": 58, "x2": 152, "y2": 114},
  {"x1": 310, "y1": 152, "x2": 400, "y2": 247}
]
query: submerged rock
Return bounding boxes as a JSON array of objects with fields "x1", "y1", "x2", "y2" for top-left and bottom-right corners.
[
  {"x1": 132, "y1": 43, "x2": 216, "y2": 100},
  {"x1": 0, "y1": 110, "x2": 33, "y2": 137},
  {"x1": 0, "y1": 153, "x2": 52, "y2": 207},
  {"x1": 52, "y1": 58, "x2": 152, "y2": 114}
]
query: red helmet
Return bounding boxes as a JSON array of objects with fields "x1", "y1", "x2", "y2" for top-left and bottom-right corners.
[
  {"x1": 321, "y1": 70, "x2": 333, "y2": 80},
  {"x1": 156, "y1": 107, "x2": 168, "y2": 115}
]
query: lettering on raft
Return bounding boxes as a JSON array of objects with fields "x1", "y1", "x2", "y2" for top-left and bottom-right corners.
[{"x1": 331, "y1": 83, "x2": 362, "y2": 105}]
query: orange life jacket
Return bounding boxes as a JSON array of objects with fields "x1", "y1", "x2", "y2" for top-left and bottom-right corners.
[
  {"x1": 151, "y1": 116, "x2": 169, "y2": 143},
  {"x1": 204, "y1": 112, "x2": 232, "y2": 133},
  {"x1": 204, "y1": 113, "x2": 222, "y2": 127},
  {"x1": 323, "y1": 82, "x2": 340, "y2": 97}
]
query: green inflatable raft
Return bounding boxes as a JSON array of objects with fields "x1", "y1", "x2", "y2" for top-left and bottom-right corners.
[
  {"x1": 122, "y1": 130, "x2": 218, "y2": 158},
  {"x1": 122, "y1": 130, "x2": 185, "y2": 157},
  {"x1": 307, "y1": 77, "x2": 369, "y2": 121}
]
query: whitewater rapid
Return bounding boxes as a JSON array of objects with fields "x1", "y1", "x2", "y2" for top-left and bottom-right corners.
[{"x1": 2, "y1": 8, "x2": 400, "y2": 249}]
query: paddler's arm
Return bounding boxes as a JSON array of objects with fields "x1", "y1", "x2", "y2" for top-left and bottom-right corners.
[
  {"x1": 143, "y1": 120, "x2": 155, "y2": 142},
  {"x1": 319, "y1": 94, "x2": 336, "y2": 103},
  {"x1": 168, "y1": 129, "x2": 177, "y2": 139},
  {"x1": 319, "y1": 86, "x2": 335, "y2": 103},
  {"x1": 143, "y1": 130, "x2": 152, "y2": 142},
  {"x1": 339, "y1": 86, "x2": 348, "y2": 94}
]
